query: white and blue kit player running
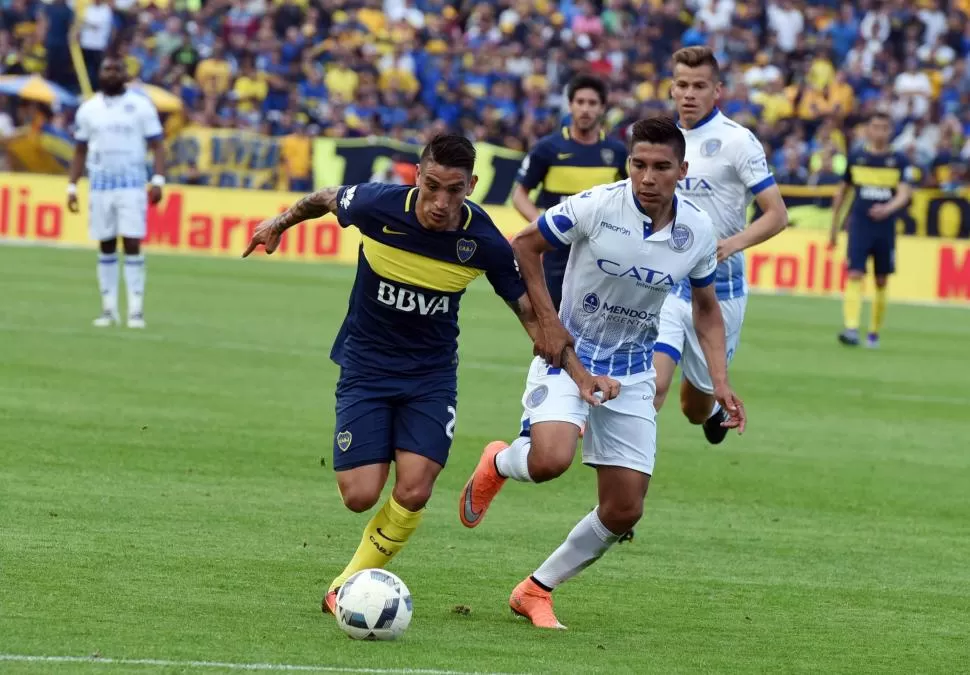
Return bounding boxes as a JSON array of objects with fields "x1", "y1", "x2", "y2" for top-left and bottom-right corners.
[
  {"x1": 67, "y1": 57, "x2": 166, "y2": 329},
  {"x1": 654, "y1": 47, "x2": 788, "y2": 444},
  {"x1": 457, "y1": 117, "x2": 746, "y2": 630}
]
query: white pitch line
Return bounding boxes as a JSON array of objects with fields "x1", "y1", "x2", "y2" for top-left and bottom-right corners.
[{"x1": 0, "y1": 654, "x2": 524, "y2": 675}]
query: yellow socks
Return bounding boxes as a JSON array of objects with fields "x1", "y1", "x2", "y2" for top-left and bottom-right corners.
[
  {"x1": 871, "y1": 285, "x2": 888, "y2": 335},
  {"x1": 842, "y1": 278, "x2": 863, "y2": 330},
  {"x1": 328, "y1": 496, "x2": 424, "y2": 592}
]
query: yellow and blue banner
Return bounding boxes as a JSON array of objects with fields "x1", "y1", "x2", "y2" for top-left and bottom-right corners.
[{"x1": 165, "y1": 127, "x2": 283, "y2": 190}]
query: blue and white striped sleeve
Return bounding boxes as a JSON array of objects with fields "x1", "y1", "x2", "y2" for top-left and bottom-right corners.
[{"x1": 536, "y1": 189, "x2": 598, "y2": 249}]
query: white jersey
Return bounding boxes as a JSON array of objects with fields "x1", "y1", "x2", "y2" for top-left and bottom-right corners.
[
  {"x1": 74, "y1": 90, "x2": 163, "y2": 192},
  {"x1": 673, "y1": 109, "x2": 775, "y2": 301},
  {"x1": 538, "y1": 180, "x2": 717, "y2": 381}
]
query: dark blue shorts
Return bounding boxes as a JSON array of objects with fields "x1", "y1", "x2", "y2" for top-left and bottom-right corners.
[
  {"x1": 332, "y1": 369, "x2": 458, "y2": 471},
  {"x1": 847, "y1": 227, "x2": 895, "y2": 276}
]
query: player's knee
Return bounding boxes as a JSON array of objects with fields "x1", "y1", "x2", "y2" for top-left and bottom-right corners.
[
  {"x1": 527, "y1": 443, "x2": 572, "y2": 483},
  {"x1": 598, "y1": 501, "x2": 643, "y2": 535},
  {"x1": 122, "y1": 237, "x2": 141, "y2": 256},
  {"x1": 99, "y1": 238, "x2": 118, "y2": 254},
  {"x1": 874, "y1": 275, "x2": 888, "y2": 289},
  {"x1": 681, "y1": 397, "x2": 710, "y2": 425},
  {"x1": 391, "y1": 481, "x2": 433, "y2": 512},
  {"x1": 338, "y1": 484, "x2": 382, "y2": 513}
]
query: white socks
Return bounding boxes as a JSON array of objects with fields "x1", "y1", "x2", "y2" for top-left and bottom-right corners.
[
  {"x1": 97, "y1": 253, "x2": 119, "y2": 313},
  {"x1": 495, "y1": 436, "x2": 533, "y2": 482},
  {"x1": 123, "y1": 255, "x2": 146, "y2": 316},
  {"x1": 533, "y1": 509, "x2": 621, "y2": 590}
]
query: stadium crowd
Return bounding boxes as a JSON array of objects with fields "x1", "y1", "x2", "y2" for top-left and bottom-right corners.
[{"x1": 1, "y1": 0, "x2": 969, "y2": 189}]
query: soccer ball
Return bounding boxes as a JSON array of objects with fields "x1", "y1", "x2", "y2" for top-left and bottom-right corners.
[{"x1": 334, "y1": 569, "x2": 413, "y2": 640}]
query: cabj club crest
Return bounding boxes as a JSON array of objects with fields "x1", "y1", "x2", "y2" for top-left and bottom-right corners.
[{"x1": 457, "y1": 238, "x2": 477, "y2": 263}]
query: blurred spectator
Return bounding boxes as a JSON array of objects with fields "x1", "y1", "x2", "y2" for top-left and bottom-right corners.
[
  {"x1": 40, "y1": 0, "x2": 74, "y2": 91},
  {"x1": 78, "y1": 0, "x2": 113, "y2": 90},
  {"x1": 808, "y1": 148, "x2": 844, "y2": 187},
  {"x1": 776, "y1": 147, "x2": 810, "y2": 185},
  {"x1": 281, "y1": 118, "x2": 313, "y2": 192}
]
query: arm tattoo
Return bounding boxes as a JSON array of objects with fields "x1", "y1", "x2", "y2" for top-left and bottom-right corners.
[{"x1": 274, "y1": 186, "x2": 342, "y2": 233}]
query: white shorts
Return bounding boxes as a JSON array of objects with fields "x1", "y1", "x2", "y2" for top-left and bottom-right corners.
[
  {"x1": 88, "y1": 188, "x2": 148, "y2": 242},
  {"x1": 655, "y1": 294, "x2": 747, "y2": 394},
  {"x1": 519, "y1": 357, "x2": 657, "y2": 476}
]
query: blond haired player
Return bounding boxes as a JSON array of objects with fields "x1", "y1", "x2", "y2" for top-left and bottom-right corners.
[{"x1": 655, "y1": 46, "x2": 788, "y2": 442}]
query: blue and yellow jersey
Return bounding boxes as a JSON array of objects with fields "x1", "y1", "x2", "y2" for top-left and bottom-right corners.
[
  {"x1": 843, "y1": 148, "x2": 919, "y2": 228},
  {"x1": 516, "y1": 126, "x2": 629, "y2": 211},
  {"x1": 332, "y1": 183, "x2": 525, "y2": 376}
]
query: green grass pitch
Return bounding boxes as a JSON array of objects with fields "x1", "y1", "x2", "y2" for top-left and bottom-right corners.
[{"x1": 2, "y1": 245, "x2": 969, "y2": 674}]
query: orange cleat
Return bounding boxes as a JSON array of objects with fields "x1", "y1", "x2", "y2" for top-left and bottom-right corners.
[
  {"x1": 459, "y1": 441, "x2": 508, "y2": 528},
  {"x1": 322, "y1": 589, "x2": 338, "y2": 615},
  {"x1": 509, "y1": 577, "x2": 566, "y2": 629}
]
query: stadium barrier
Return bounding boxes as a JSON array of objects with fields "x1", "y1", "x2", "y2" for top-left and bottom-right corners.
[{"x1": 2, "y1": 171, "x2": 969, "y2": 304}]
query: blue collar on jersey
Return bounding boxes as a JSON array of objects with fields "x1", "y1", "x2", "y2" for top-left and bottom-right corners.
[
  {"x1": 677, "y1": 107, "x2": 720, "y2": 131},
  {"x1": 631, "y1": 183, "x2": 651, "y2": 218},
  {"x1": 638, "y1": 192, "x2": 678, "y2": 239}
]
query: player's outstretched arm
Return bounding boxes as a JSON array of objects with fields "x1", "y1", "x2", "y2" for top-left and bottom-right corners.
[
  {"x1": 719, "y1": 184, "x2": 788, "y2": 262},
  {"x1": 242, "y1": 186, "x2": 342, "y2": 257},
  {"x1": 692, "y1": 284, "x2": 746, "y2": 434},
  {"x1": 510, "y1": 224, "x2": 573, "y2": 367}
]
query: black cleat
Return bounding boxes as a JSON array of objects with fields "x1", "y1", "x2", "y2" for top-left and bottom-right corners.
[
  {"x1": 703, "y1": 408, "x2": 731, "y2": 445},
  {"x1": 838, "y1": 329, "x2": 860, "y2": 346}
]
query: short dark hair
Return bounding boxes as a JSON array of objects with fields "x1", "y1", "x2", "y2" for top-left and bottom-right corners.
[
  {"x1": 628, "y1": 116, "x2": 686, "y2": 163},
  {"x1": 420, "y1": 134, "x2": 476, "y2": 174},
  {"x1": 672, "y1": 46, "x2": 721, "y2": 81},
  {"x1": 567, "y1": 74, "x2": 608, "y2": 105},
  {"x1": 869, "y1": 110, "x2": 892, "y2": 124}
]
